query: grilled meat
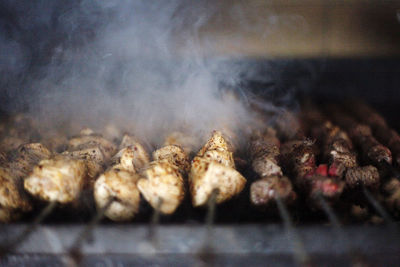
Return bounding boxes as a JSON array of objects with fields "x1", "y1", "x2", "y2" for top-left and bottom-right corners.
[
  {"x1": 383, "y1": 178, "x2": 400, "y2": 216},
  {"x1": 8, "y1": 143, "x2": 52, "y2": 179},
  {"x1": 111, "y1": 144, "x2": 150, "y2": 174},
  {"x1": 0, "y1": 136, "x2": 25, "y2": 153},
  {"x1": 197, "y1": 130, "x2": 232, "y2": 157},
  {"x1": 93, "y1": 137, "x2": 148, "y2": 221},
  {"x1": 346, "y1": 101, "x2": 400, "y2": 166},
  {"x1": 189, "y1": 131, "x2": 246, "y2": 207},
  {"x1": 249, "y1": 127, "x2": 296, "y2": 206},
  {"x1": 280, "y1": 139, "x2": 316, "y2": 179},
  {"x1": 190, "y1": 157, "x2": 246, "y2": 206},
  {"x1": 137, "y1": 160, "x2": 185, "y2": 214},
  {"x1": 24, "y1": 156, "x2": 87, "y2": 203},
  {"x1": 250, "y1": 175, "x2": 296, "y2": 206},
  {"x1": 326, "y1": 106, "x2": 392, "y2": 167},
  {"x1": 68, "y1": 130, "x2": 117, "y2": 160},
  {"x1": 301, "y1": 107, "x2": 357, "y2": 177},
  {"x1": 249, "y1": 139, "x2": 281, "y2": 177},
  {"x1": 0, "y1": 168, "x2": 32, "y2": 222},
  {"x1": 345, "y1": 166, "x2": 380, "y2": 189},
  {"x1": 152, "y1": 145, "x2": 190, "y2": 173},
  {"x1": 94, "y1": 168, "x2": 141, "y2": 221},
  {"x1": 163, "y1": 131, "x2": 199, "y2": 153},
  {"x1": 62, "y1": 146, "x2": 105, "y2": 182}
]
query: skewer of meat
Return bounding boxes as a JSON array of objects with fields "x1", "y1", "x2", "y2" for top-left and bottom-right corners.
[
  {"x1": 279, "y1": 137, "x2": 345, "y2": 203},
  {"x1": 0, "y1": 143, "x2": 52, "y2": 222},
  {"x1": 382, "y1": 178, "x2": 400, "y2": 217},
  {"x1": 24, "y1": 129, "x2": 116, "y2": 205},
  {"x1": 301, "y1": 105, "x2": 380, "y2": 190},
  {"x1": 300, "y1": 107, "x2": 357, "y2": 178},
  {"x1": 137, "y1": 132, "x2": 190, "y2": 214},
  {"x1": 325, "y1": 104, "x2": 392, "y2": 168},
  {"x1": 189, "y1": 131, "x2": 246, "y2": 207},
  {"x1": 94, "y1": 135, "x2": 149, "y2": 221},
  {"x1": 345, "y1": 101, "x2": 400, "y2": 167},
  {"x1": 249, "y1": 127, "x2": 296, "y2": 207},
  {"x1": 61, "y1": 128, "x2": 117, "y2": 185}
]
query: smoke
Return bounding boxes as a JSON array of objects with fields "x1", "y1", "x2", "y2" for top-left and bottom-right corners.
[{"x1": 0, "y1": 1, "x2": 312, "y2": 147}]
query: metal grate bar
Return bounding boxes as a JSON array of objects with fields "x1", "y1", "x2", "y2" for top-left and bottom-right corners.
[
  {"x1": 275, "y1": 195, "x2": 312, "y2": 267},
  {"x1": 0, "y1": 201, "x2": 57, "y2": 257}
]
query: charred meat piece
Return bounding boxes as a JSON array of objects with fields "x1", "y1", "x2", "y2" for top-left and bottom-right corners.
[
  {"x1": 152, "y1": 145, "x2": 190, "y2": 173},
  {"x1": 189, "y1": 131, "x2": 246, "y2": 207},
  {"x1": 326, "y1": 106, "x2": 392, "y2": 167},
  {"x1": 382, "y1": 178, "x2": 400, "y2": 216},
  {"x1": 346, "y1": 101, "x2": 400, "y2": 166},
  {"x1": 94, "y1": 168, "x2": 141, "y2": 221},
  {"x1": 280, "y1": 139, "x2": 317, "y2": 179},
  {"x1": 0, "y1": 168, "x2": 32, "y2": 222},
  {"x1": 250, "y1": 175, "x2": 296, "y2": 206},
  {"x1": 351, "y1": 125, "x2": 392, "y2": 166},
  {"x1": 137, "y1": 160, "x2": 185, "y2": 214},
  {"x1": 249, "y1": 139, "x2": 281, "y2": 177},
  {"x1": 345, "y1": 165, "x2": 380, "y2": 189},
  {"x1": 301, "y1": 107, "x2": 357, "y2": 177},
  {"x1": 24, "y1": 156, "x2": 87, "y2": 203}
]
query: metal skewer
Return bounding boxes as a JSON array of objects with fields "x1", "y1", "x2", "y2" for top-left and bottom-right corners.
[
  {"x1": 0, "y1": 201, "x2": 57, "y2": 257},
  {"x1": 148, "y1": 197, "x2": 163, "y2": 246},
  {"x1": 275, "y1": 195, "x2": 312, "y2": 267},
  {"x1": 197, "y1": 188, "x2": 219, "y2": 266},
  {"x1": 316, "y1": 193, "x2": 367, "y2": 266},
  {"x1": 206, "y1": 188, "x2": 219, "y2": 231},
  {"x1": 68, "y1": 197, "x2": 114, "y2": 266},
  {"x1": 362, "y1": 186, "x2": 396, "y2": 229}
]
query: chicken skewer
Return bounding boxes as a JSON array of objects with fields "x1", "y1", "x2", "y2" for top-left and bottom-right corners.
[
  {"x1": 23, "y1": 129, "x2": 118, "y2": 214},
  {"x1": 0, "y1": 143, "x2": 52, "y2": 222},
  {"x1": 137, "y1": 133, "x2": 189, "y2": 215},
  {"x1": 94, "y1": 135, "x2": 149, "y2": 222},
  {"x1": 189, "y1": 131, "x2": 246, "y2": 207},
  {"x1": 0, "y1": 143, "x2": 54, "y2": 256}
]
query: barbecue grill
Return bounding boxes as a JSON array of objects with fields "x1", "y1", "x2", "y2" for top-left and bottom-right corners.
[{"x1": 1, "y1": 1, "x2": 400, "y2": 267}]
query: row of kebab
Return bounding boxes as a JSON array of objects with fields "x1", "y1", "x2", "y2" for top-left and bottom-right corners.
[{"x1": 0, "y1": 100, "x2": 399, "y2": 223}]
